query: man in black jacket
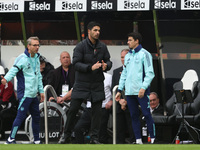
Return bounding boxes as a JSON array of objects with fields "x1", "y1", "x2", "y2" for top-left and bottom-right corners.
[
  {"x1": 49, "y1": 51, "x2": 75, "y2": 103},
  {"x1": 58, "y1": 21, "x2": 112, "y2": 144}
]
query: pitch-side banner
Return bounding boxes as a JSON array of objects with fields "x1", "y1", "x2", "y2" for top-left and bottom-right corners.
[
  {"x1": 117, "y1": 0, "x2": 150, "y2": 11},
  {"x1": 0, "y1": 0, "x2": 24, "y2": 12},
  {"x1": 87, "y1": 0, "x2": 117, "y2": 11},
  {"x1": 0, "y1": 0, "x2": 200, "y2": 13},
  {"x1": 181, "y1": 0, "x2": 200, "y2": 10},
  {"x1": 25, "y1": 0, "x2": 55, "y2": 12},
  {"x1": 55, "y1": 0, "x2": 87, "y2": 12},
  {"x1": 151, "y1": 0, "x2": 181, "y2": 10}
]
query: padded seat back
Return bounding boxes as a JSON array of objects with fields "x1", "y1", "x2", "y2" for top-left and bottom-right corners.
[
  {"x1": 166, "y1": 69, "x2": 199, "y2": 116},
  {"x1": 190, "y1": 81, "x2": 200, "y2": 115},
  {"x1": 181, "y1": 69, "x2": 198, "y2": 91}
]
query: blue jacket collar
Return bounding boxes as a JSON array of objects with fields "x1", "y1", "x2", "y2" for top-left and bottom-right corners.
[
  {"x1": 129, "y1": 44, "x2": 142, "y2": 53},
  {"x1": 24, "y1": 48, "x2": 40, "y2": 58}
]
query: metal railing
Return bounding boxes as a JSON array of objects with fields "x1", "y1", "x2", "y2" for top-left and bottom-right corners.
[
  {"x1": 112, "y1": 85, "x2": 118, "y2": 144},
  {"x1": 43, "y1": 85, "x2": 58, "y2": 144},
  {"x1": 43, "y1": 84, "x2": 119, "y2": 144}
]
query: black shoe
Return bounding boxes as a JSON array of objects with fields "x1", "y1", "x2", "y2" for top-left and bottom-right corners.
[
  {"x1": 58, "y1": 133, "x2": 71, "y2": 144},
  {"x1": 90, "y1": 139, "x2": 101, "y2": 144}
]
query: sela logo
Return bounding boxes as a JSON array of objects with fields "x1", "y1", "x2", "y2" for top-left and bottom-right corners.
[
  {"x1": 29, "y1": 2, "x2": 50, "y2": 11},
  {"x1": 154, "y1": 0, "x2": 177, "y2": 9},
  {"x1": 184, "y1": 0, "x2": 200, "y2": 8},
  {"x1": 91, "y1": 1, "x2": 113, "y2": 10},
  {"x1": 124, "y1": 0, "x2": 146, "y2": 9},
  {"x1": 62, "y1": 1, "x2": 83, "y2": 10},
  {"x1": 0, "y1": 2, "x2": 19, "y2": 11}
]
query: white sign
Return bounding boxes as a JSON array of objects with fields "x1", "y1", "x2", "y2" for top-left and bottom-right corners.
[
  {"x1": 91, "y1": 1, "x2": 113, "y2": 10},
  {"x1": 154, "y1": 0, "x2": 177, "y2": 9},
  {"x1": 117, "y1": 0, "x2": 150, "y2": 11},
  {"x1": 29, "y1": 1, "x2": 51, "y2": 11},
  {"x1": 0, "y1": 0, "x2": 24, "y2": 12},
  {"x1": 55, "y1": 0, "x2": 87, "y2": 12},
  {"x1": 181, "y1": 0, "x2": 200, "y2": 10}
]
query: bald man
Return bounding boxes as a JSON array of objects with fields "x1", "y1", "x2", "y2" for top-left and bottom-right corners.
[{"x1": 49, "y1": 51, "x2": 75, "y2": 103}]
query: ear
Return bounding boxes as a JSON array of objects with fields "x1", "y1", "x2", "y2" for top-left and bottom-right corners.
[
  {"x1": 136, "y1": 39, "x2": 139, "y2": 44},
  {"x1": 27, "y1": 44, "x2": 30, "y2": 49}
]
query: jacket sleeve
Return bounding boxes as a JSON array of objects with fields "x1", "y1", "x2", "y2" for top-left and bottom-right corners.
[
  {"x1": 118, "y1": 66, "x2": 126, "y2": 92},
  {"x1": 38, "y1": 72, "x2": 44, "y2": 93},
  {"x1": 73, "y1": 42, "x2": 92, "y2": 72},
  {"x1": 103, "y1": 46, "x2": 112, "y2": 72},
  {"x1": 1, "y1": 82, "x2": 14, "y2": 103},
  {"x1": 141, "y1": 52, "x2": 155, "y2": 90},
  {"x1": 4, "y1": 56, "x2": 24, "y2": 82},
  {"x1": 38, "y1": 60, "x2": 44, "y2": 94}
]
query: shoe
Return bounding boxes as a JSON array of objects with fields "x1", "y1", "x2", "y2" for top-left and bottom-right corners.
[
  {"x1": 151, "y1": 138, "x2": 159, "y2": 144},
  {"x1": 33, "y1": 141, "x2": 43, "y2": 144},
  {"x1": 90, "y1": 139, "x2": 101, "y2": 144},
  {"x1": 58, "y1": 133, "x2": 71, "y2": 144},
  {"x1": 5, "y1": 139, "x2": 16, "y2": 144}
]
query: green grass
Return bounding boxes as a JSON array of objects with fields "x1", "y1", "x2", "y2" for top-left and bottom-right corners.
[{"x1": 1, "y1": 144, "x2": 200, "y2": 150}]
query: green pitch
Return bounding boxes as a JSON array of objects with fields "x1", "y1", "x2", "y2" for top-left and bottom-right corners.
[{"x1": 1, "y1": 144, "x2": 200, "y2": 150}]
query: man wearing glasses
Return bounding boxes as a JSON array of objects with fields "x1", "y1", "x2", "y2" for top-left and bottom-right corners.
[
  {"x1": 149, "y1": 92, "x2": 164, "y2": 116},
  {"x1": 1, "y1": 36, "x2": 44, "y2": 144}
]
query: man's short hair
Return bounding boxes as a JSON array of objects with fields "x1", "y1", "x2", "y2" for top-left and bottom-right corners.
[
  {"x1": 27, "y1": 36, "x2": 39, "y2": 45},
  {"x1": 39, "y1": 55, "x2": 46, "y2": 63},
  {"x1": 121, "y1": 49, "x2": 129, "y2": 54},
  {"x1": 127, "y1": 32, "x2": 142, "y2": 44},
  {"x1": 150, "y1": 92, "x2": 159, "y2": 99},
  {"x1": 87, "y1": 21, "x2": 101, "y2": 30}
]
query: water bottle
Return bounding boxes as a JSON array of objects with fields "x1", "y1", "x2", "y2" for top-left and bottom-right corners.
[
  {"x1": 175, "y1": 136, "x2": 180, "y2": 144},
  {"x1": 148, "y1": 134, "x2": 151, "y2": 143},
  {"x1": 142, "y1": 126, "x2": 147, "y2": 136}
]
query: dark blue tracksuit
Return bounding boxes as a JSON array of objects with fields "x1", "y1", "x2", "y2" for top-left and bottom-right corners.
[
  {"x1": 126, "y1": 95, "x2": 155, "y2": 139},
  {"x1": 118, "y1": 45, "x2": 156, "y2": 140},
  {"x1": 4, "y1": 49, "x2": 44, "y2": 142}
]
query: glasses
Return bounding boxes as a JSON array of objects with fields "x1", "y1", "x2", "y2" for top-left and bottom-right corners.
[{"x1": 30, "y1": 44, "x2": 40, "y2": 47}]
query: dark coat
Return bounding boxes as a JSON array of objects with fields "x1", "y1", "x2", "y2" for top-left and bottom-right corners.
[
  {"x1": 152, "y1": 104, "x2": 164, "y2": 116},
  {"x1": 71, "y1": 37, "x2": 112, "y2": 102},
  {"x1": 41, "y1": 62, "x2": 54, "y2": 87},
  {"x1": 112, "y1": 66, "x2": 128, "y2": 113},
  {"x1": 49, "y1": 64, "x2": 75, "y2": 96},
  {"x1": 111, "y1": 66, "x2": 123, "y2": 92}
]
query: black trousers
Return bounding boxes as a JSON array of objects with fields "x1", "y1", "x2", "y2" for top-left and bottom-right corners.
[
  {"x1": 74, "y1": 107, "x2": 110, "y2": 144},
  {"x1": 64, "y1": 98, "x2": 102, "y2": 141},
  {"x1": 116, "y1": 108, "x2": 135, "y2": 144}
]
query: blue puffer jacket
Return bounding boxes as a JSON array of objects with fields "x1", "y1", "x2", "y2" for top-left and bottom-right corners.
[
  {"x1": 4, "y1": 48, "x2": 44, "y2": 99},
  {"x1": 118, "y1": 44, "x2": 155, "y2": 96}
]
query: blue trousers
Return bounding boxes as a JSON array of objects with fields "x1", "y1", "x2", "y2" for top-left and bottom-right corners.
[
  {"x1": 10, "y1": 97, "x2": 40, "y2": 141},
  {"x1": 126, "y1": 95, "x2": 156, "y2": 139}
]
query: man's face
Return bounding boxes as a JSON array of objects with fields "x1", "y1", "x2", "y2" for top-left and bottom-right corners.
[
  {"x1": 121, "y1": 51, "x2": 128, "y2": 65},
  {"x1": 60, "y1": 52, "x2": 71, "y2": 68},
  {"x1": 127, "y1": 37, "x2": 139, "y2": 49},
  {"x1": 150, "y1": 94, "x2": 159, "y2": 110},
  {"x1": 28, "y1": 40, "x2": 40, "y2": 56},
  {"x1": 40, "y1": 62, "x2": 45, "y2": 72},
  {"x1": 88, "y1": 26, "x2": 100, "y2": 40}
]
